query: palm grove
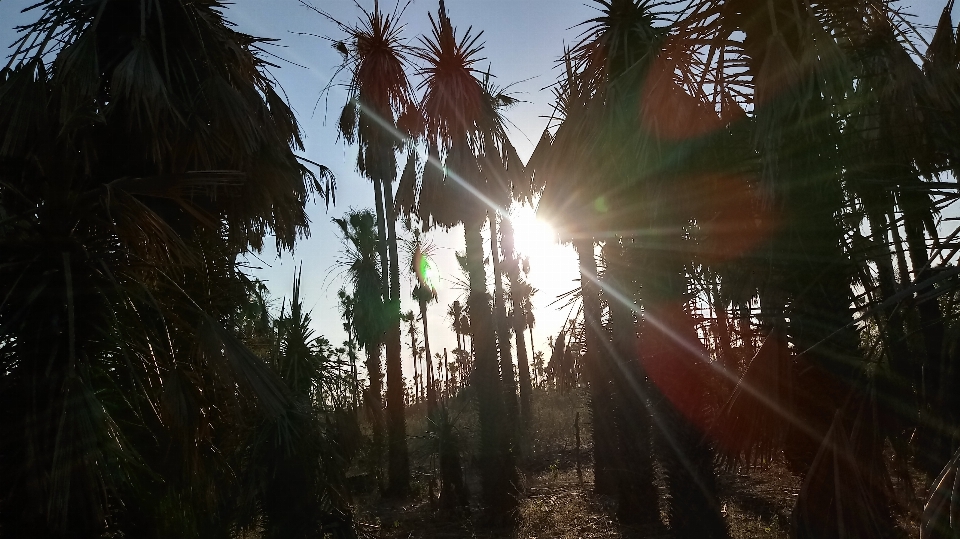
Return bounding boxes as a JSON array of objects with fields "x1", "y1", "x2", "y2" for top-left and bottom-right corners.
[{"x1": 3, "y1": 0, "x2": 960, "y2": 538}]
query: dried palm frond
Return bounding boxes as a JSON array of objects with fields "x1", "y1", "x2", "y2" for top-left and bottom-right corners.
[
  {"x1": 710, "y1": 328, "x2": 792, "y2": 467},
  {"x1": 418, "y1": 142, "x2": 449, "y2": 229},
  {"x1": 339, "y1": 99, "x2": 358, "y2": 145},
  {"x1": 394, "y1": 145, "x2": 419, "y2": 218},
  {"x1": 524, "y1": 128, "x2": 553, "y2": 201},
  {"x1": 922, "y1": 445, "x2": 960, "y2": 539},
  {"x1": 792, "y1": 393, "x2": 894, "y2": 539},
  {"x1": 445, "y1": 139, "x2": 484, "y2": 226}
]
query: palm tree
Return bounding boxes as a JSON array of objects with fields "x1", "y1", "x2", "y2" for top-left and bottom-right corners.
[
  {"x1": 318, "y1": 0, "x2": 416, "y2": 496},
  {"x1": 448, "y1": 300, "x2": 467, "y2": 360},
  {"x1": 407, "y1": 227, "x2": 440, "y2": 413},
  {"x1": 519, "y1": 274, "x2": 539, "y2": 380},
  {"x1": 448, "y1": 299, "x2": 473, "y2": 388},
  {"x1": 334, "y1": 209, "x2": 389, "y2": 492},
  {"x1": 413, "y1": 0, "x2": 519, "y2": 519},
  {"x1": 667, "y1": 0, "x2": 951, "y2": 535},
  {"x1": 528, "y1": 55, "x2": 620, "y2": 497},
  {"x1": 533, "y1": 0, "x2": 729, "y2": 530},
  {"x1": 0, "y1": 0, "x2": 338, "y2": 536},
  {"x1": 338, "y1": 289, "x2": 361, "y2": 411},
  {"x1": 506, "y1": 268, "x2": 537, "y2": 429},
  {"x1": 255, "y1": 272, "x2": 356, "y2": 539},
  {"x1": 476, "y1": 74, "x2": 528, "y2": 435},
  {"x1": 402, "y1": 310, "x2": 422, "y2": 402}
]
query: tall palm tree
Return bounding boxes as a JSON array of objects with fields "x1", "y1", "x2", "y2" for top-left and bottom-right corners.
[
  {"x1": 402, "y1": 310, "x2": 422, "y2": 402},
  {"x1": 506, "y1": 264, "x2": 537, "y2": 429},
  {"x1": 0, "y1": 0, "x2": 338, "y2": 536},
  {"x1": 533, "y1": 0, "x2": 729, "y2": 531},
  {"x1": 528, "y1": 55, "x2": 620, "y2": 497},
  {"x1": 408, "y1": 227, "x2": 440, "y2": 413},
  {"x1": 334, "y1": 209, "x2": 388, "y2": 491},
  {"x1": 477, "y1": 74, "x2": 527, "y2": 435},
  {"x1": 668, "y1": 0, "x2": 945, "y2": 535},
  {"x1": 413, "y1": 0, "x2": 519, "y2": 519},
  {"x1": 520, "y1": 275, "x2": 539, "y2": 380},
  {"x1": 338, "y1": 289, "x2": 361, "y2": 410},
  {"x1": 922, "y1": 3, "x2": 960, "y2": 473},
  {"x1": 318, "y1": 0, "x2": 415, "y2": 495},
  {"x1": 447, "y1": 299, "x2": 473, "y2": 387},
  {"x1": 447, "y1": 300, "x2": 467, "y2": 359}
]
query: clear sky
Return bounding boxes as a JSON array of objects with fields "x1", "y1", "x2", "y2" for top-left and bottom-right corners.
[{"x1": 0, "y1": 0, "x2": 955, "y2": 384}]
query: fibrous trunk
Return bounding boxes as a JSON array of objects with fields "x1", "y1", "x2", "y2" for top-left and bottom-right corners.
[
  {"x1": 603, "y1": 241, "x2": 658, "y2": 526},
  {"x1": 490, "y1": 213, "x2": 519, "y2": 433},
  {"x1": 383, "y1": 176, "x2": 410, "y2": 496},
  {"x1": 366, "y1": 345, "x2": 385, "y2": 491},
  {"x1": 421, "y1": 297, "x2": 437, "y2": 415},
  {"x1": 464, "y1": 213, "x2": 518, "y2": 520},
  {"x1": 501, "y1": 217, "x2": 533, "y2": 429},
  {"x1": 572, "y1": 237, "x2": 616, "y2": 496}
]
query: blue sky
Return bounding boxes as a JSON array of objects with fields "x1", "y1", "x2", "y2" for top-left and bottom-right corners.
[
  {"x1": 220, "y1": 0, "x2": 597, "y2": 376},
  {"x1": 0, "y1": 0, "x2": 955, "y2": 383}
]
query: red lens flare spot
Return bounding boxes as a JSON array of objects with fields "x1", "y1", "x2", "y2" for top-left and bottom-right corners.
[
  {"x1": 679, "y1": 174, "x2": 776, "y2": 263},
  {"x1": 639, "y1": 42, "x2": 726, "y2": 142},
  {"x1": 639, "y1": 302, "x2": 714, "y2": 432},
  {"x1": 708, "y1": 329, "x2": 792, "y2": 460}
]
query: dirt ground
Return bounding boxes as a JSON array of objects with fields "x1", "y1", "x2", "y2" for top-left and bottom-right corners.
[
  {"x1": 350, "y1": 389, "x2": 925, "y2": 538},
  {"x1": 352, "y1": 458, "x2": 815, "y2": 538}
]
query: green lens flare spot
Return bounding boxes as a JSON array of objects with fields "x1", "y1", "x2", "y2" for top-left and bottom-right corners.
[
  {"x1": 416, "y1": 252, "x2": 439, "y2": 290},
  {"x1": 593, "y1": 196, "x2": 609, "y2": 214}
]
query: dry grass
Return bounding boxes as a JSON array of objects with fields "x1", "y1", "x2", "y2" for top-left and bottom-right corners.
[
  {"x1": 349, "y1": 389, "x2": 932, "y2": 539},
  {"x1": 717, "y1": 465, "x2": 797, "y2": 539},
  {"x1": 351, "y1": 389, "x2": 812, "y2": 539},
  {"x1": 352, "y1": 463, "x2": 802, "y2": 538},
  {"x1": 517, "y1": 467, "x2": 668, "y2": 539}
]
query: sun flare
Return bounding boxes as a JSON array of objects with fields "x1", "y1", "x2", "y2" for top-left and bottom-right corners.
[
  {"x1": 509, "y1": 206, "x2": 557, "y2": 259},
  {"x1": 506, "y1": 205, "x2": 579, "y2": 302}
]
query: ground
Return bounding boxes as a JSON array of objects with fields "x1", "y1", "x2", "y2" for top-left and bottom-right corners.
[
  {"x1": 349, "y1": 388, "x2": 924, "y2": 538},
  {"x1": 353, "y1": 464, "x2": 802, "y2": 538}
]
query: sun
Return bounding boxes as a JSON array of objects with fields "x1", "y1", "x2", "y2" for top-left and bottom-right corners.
[
  {"x1": 507, "y1": 205, "x2": 579, "y2": 299},
  {"x1": 509, "y1": 205, "x2": 557, "y2": 259}
]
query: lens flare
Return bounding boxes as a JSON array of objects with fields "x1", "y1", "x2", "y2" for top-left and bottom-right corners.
[{"x1": 414, "y1": 249, "x2": 439, "y2": 290}]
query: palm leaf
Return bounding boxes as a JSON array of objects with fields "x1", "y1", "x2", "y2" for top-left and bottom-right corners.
[{"x1": 922, "y1": 444, "x2": 960, "y2": 539}]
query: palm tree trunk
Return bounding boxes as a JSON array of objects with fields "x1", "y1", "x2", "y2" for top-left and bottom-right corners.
[
  {"x1": 464, "y1": 213, "x2": 518, "y2": 519},
  {"x1": 373, "y1": 180, "x2": 391, "y2": 299},
  {"x1": 383, "y1": 176, "x2": 409, "y2": 496},
  {"x1": 889, "y1": 210, "x2": 911, "y2": 286},
  {"x1": 501, "y1": 217, "x2": 533, "y2": 429},
  {"x1": 367, "y1": 344, "x2": 385, "y2": 491},
  {"x1": 865, "y1": 206, "x2": 915, "y2": 409},
  {"x1": 513, "y1": 310, "x2": 533, "y2": 429},
  {"x1": 344, "y1": 316, "x2": 360, "y2": 412},
  {"x1": 489, "y1": 212, "x2": 520, "y2": 432},
  {"x1": 420, "y1": 297, "x2": 437, "y2": 415},
  {"x1": 603, "y1": 241, "x2": 658, "y2": 526},
  {"x1": 572, "y1": 237, "x2": 616, "y2": 496},
  {"x1": 529, "y1": 325, "x2": 536, "y2": 380},
  {"x1": 351, "y1": 352, "x2": 359, "y2": 411},
  {"x1": 642, "y1": 261, "x2": 727, "y2": 539},
  {"x1": 444, "y1": 348, "x2": 450, "y2": 400},
  {"x1": 901, "y1": 191, "x2": 953, "y2": 472},
  {"x1": 409, "y1": 324, "x2": 420, "y2": 403}
]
